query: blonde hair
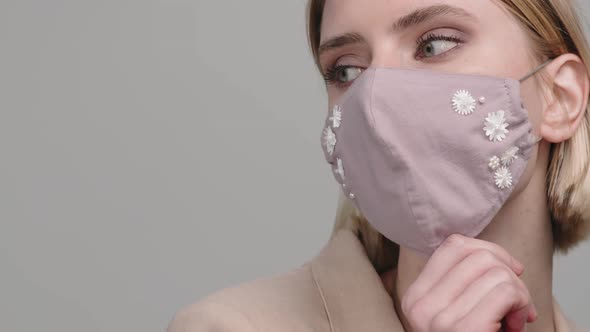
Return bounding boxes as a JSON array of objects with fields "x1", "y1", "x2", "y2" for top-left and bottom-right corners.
[{"x1": 307, "y1": 0, "x2": 590, "y2": 264}]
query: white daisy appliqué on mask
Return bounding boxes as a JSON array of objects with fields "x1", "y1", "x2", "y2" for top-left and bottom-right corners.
[
  {"x1": 488, "y1": 156, "x2": 501, "y2": 171},
  {"x1": 323, "y1": 127, "x2": 337, "y2": 155},
  {"x1": 452, "y1": 90, "x2": 477, "y2": 115},
  {"x1": 494, "y1": 166, "x2": 513, "y2": 189},
  {"x1": 501, "y1": 146, "x2": 520, "y2": 166},
  {"x1": 330, "y1": 105, "x2": 342, "y2": 128},
  {"x1": 335, "y1": 158, "x2": 345, "y2": 180},
  {"x1": 484, "y1": 110, "x2": 510, "y2": 142}
]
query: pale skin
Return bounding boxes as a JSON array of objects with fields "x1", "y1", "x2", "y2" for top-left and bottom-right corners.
[{"x1": 319, "y1": 0, "x2": 589, "y2": 331}]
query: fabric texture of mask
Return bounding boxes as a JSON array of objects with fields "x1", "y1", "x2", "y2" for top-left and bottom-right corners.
[{"x1": 321, "y1": 67, "x2": 540, "y2": 255}]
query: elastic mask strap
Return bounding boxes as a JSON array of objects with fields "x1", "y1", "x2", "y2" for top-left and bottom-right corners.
[
  {"x1": 519, "y1": 59, "x2": 552, "y2": 145},
  {"x1": 520, "y1": 60, "x2": 553, "y2": 145},
  {"x1": 519, "y1": 59, "x2": 553, "y2": 82},
  {"x1": 526, "y1": 133, "x2": 544, "y2": 145}
]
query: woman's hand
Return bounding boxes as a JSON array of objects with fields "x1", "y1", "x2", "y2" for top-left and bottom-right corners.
[{"x1": 401, "y1": 234, "x2": 538, "y2": 332}]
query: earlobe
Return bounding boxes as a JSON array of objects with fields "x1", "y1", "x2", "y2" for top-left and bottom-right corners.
[{"x1": 539, "y1": 54, "x2": 590, "y2": 143}]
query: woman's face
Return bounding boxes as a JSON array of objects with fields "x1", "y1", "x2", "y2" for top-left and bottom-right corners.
[
  {"x1": 319, "y1": 0, "x2": 549, "y2": 195},
  {"x1": 319, "y1": 0, "x2": 545, "y2": 130}
]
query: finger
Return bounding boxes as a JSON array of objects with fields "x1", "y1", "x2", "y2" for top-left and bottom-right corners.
[
  {"x1": 419, "y1": 250, "x2": 521, "y2": 318},
  {"x1": 456, "y1": 281, "x2": 531, "y2": 332},
  {"x1": 432, "y1": 267, "x2": 533, "y2": 331},
  {"x1": 504, "y1": 306, "x2": 531, "y2": 332},
  {"x1": 528, "y1": 305, "x2": 539, "y2": 323},
  {"x1": 403, "y1": 235, "x2": 524, "y2": 311}
]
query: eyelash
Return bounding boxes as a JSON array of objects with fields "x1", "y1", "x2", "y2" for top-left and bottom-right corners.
[{"x1": 323, "y1": 32, "x2": 465, "y2": 88}]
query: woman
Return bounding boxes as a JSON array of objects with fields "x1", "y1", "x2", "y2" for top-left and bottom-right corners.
[{"x1": 168, "y1": 0, "x2": 590, "y2": 331}]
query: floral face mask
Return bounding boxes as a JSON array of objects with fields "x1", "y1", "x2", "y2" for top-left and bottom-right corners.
[{"x1": 321, "y1": 62, "x2": 549, "y2": 255}]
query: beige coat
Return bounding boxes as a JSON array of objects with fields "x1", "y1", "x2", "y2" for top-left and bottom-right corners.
[{"x1": 168, "y1": 230, "x2": 582, "y2": 332}]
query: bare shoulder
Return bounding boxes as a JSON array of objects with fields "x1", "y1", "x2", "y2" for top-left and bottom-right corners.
[{"x1": 166, "y1": 263, "x2": 329, "y2": 332}]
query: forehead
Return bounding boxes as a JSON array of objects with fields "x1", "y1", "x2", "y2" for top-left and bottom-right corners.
[{"x1": 320, "y1": 0, "x2": 508, "y2": 41}]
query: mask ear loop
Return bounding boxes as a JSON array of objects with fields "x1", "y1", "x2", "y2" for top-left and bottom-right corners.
[
  {"x1": 518, "y1": 59, "x2": 553, "y2": 144},
  {"x1": 522, "y1": 133, "x2": 543, "y2": 147},
  {"x1": 519, "y1": 59, "x2": 553, "y2": 82}
]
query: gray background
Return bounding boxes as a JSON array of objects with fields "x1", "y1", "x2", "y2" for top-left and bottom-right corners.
[{"x1": 0, "y1": 1, "x2": 588, "y2": 331}]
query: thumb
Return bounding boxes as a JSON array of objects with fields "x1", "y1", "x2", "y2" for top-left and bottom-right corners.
[{"x1": 504, "y1": 305, "x2": 533, "y2": 332}]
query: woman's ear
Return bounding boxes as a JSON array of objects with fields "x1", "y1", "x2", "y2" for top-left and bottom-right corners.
[{"x1": 539, "y1": 53, "x2": 590, "y2": 143}]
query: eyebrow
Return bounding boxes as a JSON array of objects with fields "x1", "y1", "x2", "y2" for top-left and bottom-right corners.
[
  {"x1": 392, "y1": 4, "x2": 475, "y2": 31},
  {"x1": 318, "y1": 5, "x2": 475, "y2": 57},
  {"x1": 318, "y1": 32, "x2": 365, "y2": 56}
]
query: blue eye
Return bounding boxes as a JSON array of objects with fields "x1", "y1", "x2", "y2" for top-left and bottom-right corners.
[
  {"x1": 421, "y1": 39, "x2": 459, "y2": 57},
  {"x1": 324, "y1": 65, "x2": 363, "y2": 86},
  {"x1": 335, "y1": 66, "x2": 363, "y2": 83},
  {"x1": 416, "y1": 33, "x2": 463, "y2": 59}
]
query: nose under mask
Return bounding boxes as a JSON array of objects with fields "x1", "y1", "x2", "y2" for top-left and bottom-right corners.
[{"x1": 321, "y1": 61, "x2": 550, "y2": 255}]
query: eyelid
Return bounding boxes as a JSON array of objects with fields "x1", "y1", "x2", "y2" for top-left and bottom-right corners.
[
  {"x1": 417, "y1": 28, "x2": 465, "y2": 44},
  {"x1": 320, "y1": 45, "x2": 370, "y2": 72},
  {"x1": 323, "y1": 54, "x2": 367, "y2": 75}
]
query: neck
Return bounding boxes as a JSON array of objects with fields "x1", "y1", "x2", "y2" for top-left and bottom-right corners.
[{"x1": 392, "y1": 144, "x2": 555, "y2": 332}]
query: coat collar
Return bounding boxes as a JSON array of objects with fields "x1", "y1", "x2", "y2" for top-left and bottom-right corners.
[
  {"x1": 310, "y1": 229, "x2": 579, "y2": 332},
  {"x1": 310, "y1": 229, "x2": 404, "y2": 332}
]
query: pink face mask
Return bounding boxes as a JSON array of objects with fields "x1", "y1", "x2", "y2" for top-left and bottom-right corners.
[{"x1": 321, "y1": 63, "x2": 549, "y2": 255}]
